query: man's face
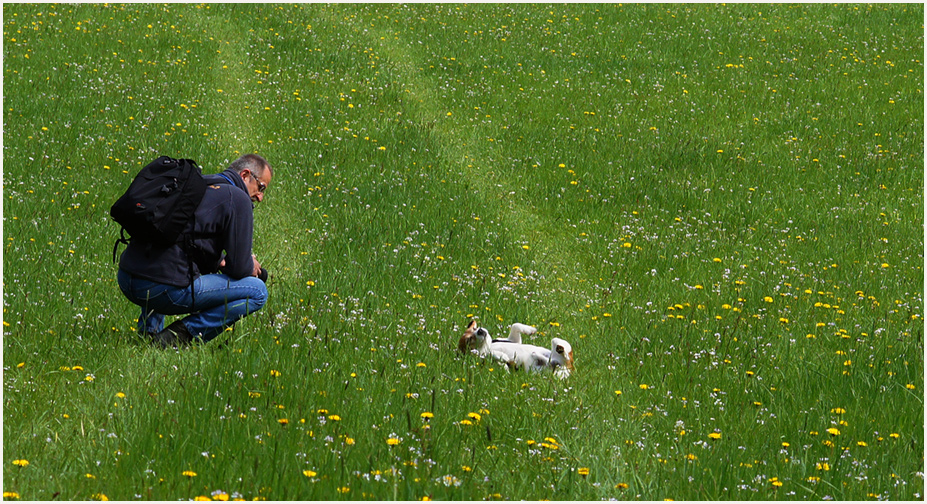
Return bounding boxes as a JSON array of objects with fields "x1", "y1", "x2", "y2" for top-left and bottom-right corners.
[{"x1": 242, "y1": 168, "x2": 271, "y2": 203}]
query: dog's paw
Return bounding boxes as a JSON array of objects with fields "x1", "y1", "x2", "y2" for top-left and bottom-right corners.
[
  {"x1": 507, "y1": 323, "x2": 537, "y2": 343},
  {"x1": 553, "y1": 366, "x2": 572, "y2": 379},
  {"x1": 510, "y1": 323, "x2": 537, "y2": 335}
]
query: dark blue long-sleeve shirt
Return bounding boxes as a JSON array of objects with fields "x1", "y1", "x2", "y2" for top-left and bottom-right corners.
[{"x1": 118, "y1": 172, "x2": 254, "y2": 286}]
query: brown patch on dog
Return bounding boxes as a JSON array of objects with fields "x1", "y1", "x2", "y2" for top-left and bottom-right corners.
[
  {"x1": 556, "y1": 344, "x2": 576, "y2": 371},
  {"x1": 457, "y1": 320, "x2": 479, "y2": 353}
]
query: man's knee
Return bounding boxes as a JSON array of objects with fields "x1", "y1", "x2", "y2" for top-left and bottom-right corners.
[{"x1": 243, "y1": 277, "x2": 268, "y2": 313}]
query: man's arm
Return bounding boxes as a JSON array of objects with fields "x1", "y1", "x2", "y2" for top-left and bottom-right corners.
[{"x1": 221, "y1": 190, "x2": 257, "y2": 279}]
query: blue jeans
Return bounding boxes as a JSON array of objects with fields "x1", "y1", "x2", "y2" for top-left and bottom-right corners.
[{"x1": 117, "y1": 269, "x2": 267, "y2": 343}]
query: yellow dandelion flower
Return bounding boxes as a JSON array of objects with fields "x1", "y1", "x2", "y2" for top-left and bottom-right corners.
[
  {"x1": 826, "y1": 428, "x2": 840, "y2": 436},
  {"x1": 183, "y1": 470, "x2": 197, "y2": 478},
  {"x1": 578, "y1": 467, "x2": 590, "y2": 477},
  {"x1": 278, "y1": 418, "x2": 289, "y2": 425},
  {"x1": 468, "y1": 412, "x2": 482, "y2": 422},
  {"x1": 269, "y1": 370, "x2": 281, "y2": 377},
  {"x1": 303, "y1": 470, "x2": 317, "y2": 478},
  {"x1": 420, "y1": 412, "x2": 434, "y2": 420},
  {"x1": 3, "y1": 492, "x2": 20, "y2": 499},
  {"x1": 386, "y1": 438, "x2": 401, "y2": 446},
  {"x1": 708, "y1": 432, "x2": 722, "y2": 440},
  {"x1": 12, "y1": 460, "x2": 29, "y2": 467}
]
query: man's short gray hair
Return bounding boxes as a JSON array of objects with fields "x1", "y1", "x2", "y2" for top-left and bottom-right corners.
[{"x1": 228, "y1": 154, "x2": 271, "y2": 177}]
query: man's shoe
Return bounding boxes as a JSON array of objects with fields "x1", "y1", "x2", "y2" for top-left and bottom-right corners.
[{"x1": 152, "y1": 321, "x2": 195, "y2": 349}]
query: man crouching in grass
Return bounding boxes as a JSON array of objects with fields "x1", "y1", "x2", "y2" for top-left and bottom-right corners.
[{"x1": 116, "y1": 154, "x2": 273, "y2": 348}]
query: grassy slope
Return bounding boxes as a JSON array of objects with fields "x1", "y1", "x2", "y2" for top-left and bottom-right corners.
[{"x1": 2, "y1": 3, "x2": 923, "y2": 500}]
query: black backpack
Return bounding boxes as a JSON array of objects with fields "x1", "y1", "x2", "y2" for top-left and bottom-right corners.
[{"x1": 110, "y1": 156, "x2": 207, "y2": 262}]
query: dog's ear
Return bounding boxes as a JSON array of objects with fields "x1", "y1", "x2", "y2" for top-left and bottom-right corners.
[
  {"x1": 556, "y1": 344, "x2": 565, "y2": 354},
  {"x1": 466, "y1": 320, "x2": 478, "y2": 331},
  {"x1": 457, "y1": 333, "x2": 473, "y2": 353}
]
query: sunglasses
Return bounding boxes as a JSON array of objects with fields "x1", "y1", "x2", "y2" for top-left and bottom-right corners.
[{"x1": 247, "y1": 170, "x2": 267, "y2": 194}]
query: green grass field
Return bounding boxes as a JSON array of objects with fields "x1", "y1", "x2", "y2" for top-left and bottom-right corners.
[{"x1": 3, "y1": 3, "x2": 923, "y2": 501}]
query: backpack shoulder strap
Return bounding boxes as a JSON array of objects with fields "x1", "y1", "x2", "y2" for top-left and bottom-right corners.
[{"x1": 112, "y1": 227, "x2": 130, "y2": 263}]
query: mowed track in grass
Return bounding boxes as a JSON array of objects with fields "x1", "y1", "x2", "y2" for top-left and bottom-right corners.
[{"x1": 3, "y1": 3, "x2": 923, "y2": 501}]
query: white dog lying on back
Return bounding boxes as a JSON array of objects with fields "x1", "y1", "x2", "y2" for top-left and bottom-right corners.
[{"x1": 457, "y1": 321, "x2": 574, "y2": 378}]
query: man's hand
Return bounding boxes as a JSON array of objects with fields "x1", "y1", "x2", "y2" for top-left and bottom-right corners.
[
  {"x1": 217, "y1": 256, "x2": 264, "y2": 281},
  {"x1": 252, "y1": 254, "x2": 262, "y2": 277}
]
